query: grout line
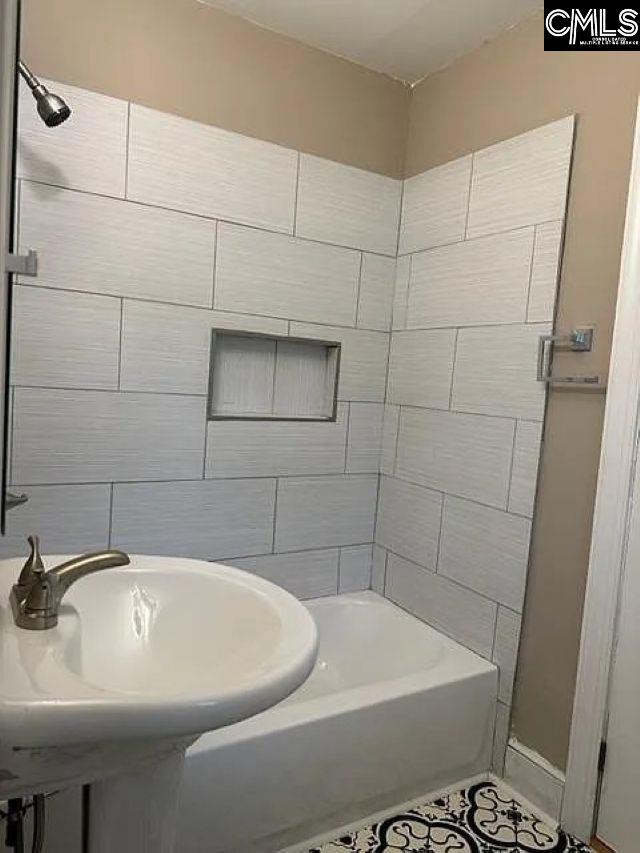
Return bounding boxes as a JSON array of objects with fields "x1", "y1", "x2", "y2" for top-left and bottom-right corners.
[
  {"x1": 463, "y1": 154, "x2": 475, "y2": 240},
  {"x1": 19, "y1": 178, "x2": 398, "y2": 261},
  {"x1": 336, "y1": 547, "x2": 342, "y2": 593},
  {"x1": 123, "y1": 102, "x2": 131, "y2": 199},
  {"x1": 400, "y1": 401, "x2": 531, "y2": 425},
  {"x1": 271, "y1": 478, "x2": 279, "y2": 552},
  {"x1": 116, "y1": 298, "x2": 124, "y2": 389},
  {"x1": 434, "y1": 492, "x2": 445, "y2": 573},
  {"x1": 210, "y1": 220, "x2": 218, "y2": 309},
  {"x1": 292, "y1": 151, "x2": 301, "y2": 236},
  {"x1": 201, "y1": 424, "x2": 208, "y2": 479},
  {"x1": 384, "y1": 468, "x2": 533, "y2": 522},
  {"x1": 400, "y1": 254, "x2": 412, "y2": 332},
  {"x1": 270, "y1": 339, "x2": 278, "y2": 415},
  {"x1": 382, "y1": 548, "x2": 389, "y2": 596},
  {"x1": 12, "y1": 383, "x2": 207, "y2": 399},
  {"x1": 13, "y1": 281, "x2": 390, "y2": 334},
  {"x1": 391, "y1": 406, "x2": 402, "y2": 477},
  {"x1": 404, "y1": 219, "x2": 551, "y2": 261},
  {"x1": 448, "y1": 328, "x2": 460, "y2": 411},
  {"x1": 11, "y1": 472, "x2": 379, "y2": 488},
  {"x1": 505, "y1": 420, "x2": 519, "y2": 512},
  {"x1": 383, "y1": 545, "x2": 509, "y2": 612},
  {"x1": 107, "y1": 483, "x2": 114, "y2": 548},
  {"x1": 343, "y1": 402, "x2": 351, "y2": 472},
  {"x1": 490, "y1": 604, "x2": 501, "y2": 660},
  {"x1": 394, "y1": 174, "x2": 405, "y2": 258},
  {"x1": 524, "y1": 225, "x2": 537, "y2": 323},
  {"x1": 354, "y1": 252, "x2": 364, "y2": 328}
]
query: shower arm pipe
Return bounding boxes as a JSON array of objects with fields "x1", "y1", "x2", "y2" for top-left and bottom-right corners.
[{"x1": 17, "y1": 60, "x2": 38, "y2": 90}]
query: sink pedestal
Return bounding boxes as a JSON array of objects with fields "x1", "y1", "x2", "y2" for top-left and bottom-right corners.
[{"x1": 88, "y1": 742, "x2": 190, "y2": 853}]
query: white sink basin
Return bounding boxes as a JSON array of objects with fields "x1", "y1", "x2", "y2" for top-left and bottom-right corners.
[{"x1": 0, "y1": 554, "x2": 317, "y2": 796}]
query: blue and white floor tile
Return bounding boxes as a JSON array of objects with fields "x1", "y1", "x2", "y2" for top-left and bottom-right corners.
[{"x1": 308, "y1": 780, "x2": 592, "y2": 852}]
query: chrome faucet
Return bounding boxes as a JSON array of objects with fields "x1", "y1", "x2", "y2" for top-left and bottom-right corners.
[{"x1": 10, "y1": 535, "x2": 130, "y2": 630}]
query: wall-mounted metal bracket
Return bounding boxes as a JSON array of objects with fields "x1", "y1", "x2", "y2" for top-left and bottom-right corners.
[
  {"x1": 537, "y1": 326, "x2": 601, "y2": 387},
  {"x1": 5, "y1": 491, "x2": 28, "y2": 510},
  {"x1": 6, "y1": 249, "x2": 38, "y2": 277}
]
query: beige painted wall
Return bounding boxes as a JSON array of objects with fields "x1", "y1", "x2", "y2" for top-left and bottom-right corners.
[
  {"x1": 407, "y1": 12, "x2": 639, "y2": 769},
  {"x1": 20, "y1": 0, "x2": 409, "y2": 179},
  {"x1": 21, "y1": 0, "x2": 635, "y2": 770}
]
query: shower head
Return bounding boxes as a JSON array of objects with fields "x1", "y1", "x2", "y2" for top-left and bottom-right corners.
[{"x1": 18, "y1": 61, "x2": 71, "y2": 127}]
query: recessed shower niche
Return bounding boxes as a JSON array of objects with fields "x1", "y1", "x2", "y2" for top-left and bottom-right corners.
[{"x1": 208, "y1": 330, "x2": 341, "y2": 421}]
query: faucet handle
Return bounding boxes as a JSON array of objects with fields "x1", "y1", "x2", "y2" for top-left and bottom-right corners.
[
  {"x1": 17, "y1": 534, "x2": 45, "y2": 587},
  {"x1": 20, "y1": 575, "x2": 57, "y2": 630}
]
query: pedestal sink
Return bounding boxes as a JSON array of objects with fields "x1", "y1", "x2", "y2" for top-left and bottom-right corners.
[{"x1": 0, "y1": 554, "x2": 318, "y2": 851}]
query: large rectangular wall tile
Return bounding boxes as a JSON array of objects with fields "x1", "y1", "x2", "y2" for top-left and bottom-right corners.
[
  {"x1": 339, "y1": 545, "x2": 373, "y2": 592},
  {"x1": 376, "y1": 475, "x2": 442, "y2": 569},
  {"x1": 528, "y1": 221, "x2": 563, "y2": 323},
  {"x1": 387, "y1": 329, "x2": 456, "y2": 409},
  {"x1": 13, "y1": 388, "x2": 206, "y2": 484},
  {"x1": 296, "y1": 155, "x2": 401, "y2": 255},
  {"x1": 439, "y1": 496, "x2": 531, "y2": 612},
  {"x1": 214, "y1": 223, "x2": 360, "y2": 326},
  {"x1": 11, "y1": 286, "x2": 120, "y2": 390},
  {"x1": 205, "y1": 403, "x2": 348, "y2": 478},
  {"x1": 451, "y1": 324, "x2": 550, "y2": 421},
  {"x1": 392, "y1": 256, "x2": 410, "y2": 331},
  {"x1": 274, "y1": 474, "x2": 377, "y2": 552},
  {"x1": 127, "y1": 104, "x2": 298, "y2": 232},
  {"x1": 0, "y1": 484, "x2": 111, "y2": 558},
  {"x1": 467, "y1": 116, "x2": 574, "y2": 239},
  {"x1": 346, "y1": 403, "x2": 384, "y2": 473},
  {"x1": 380, "y1": 405, "x2": 400, "y2": 476},
  {"x1": 18, "y1": 80, "x2": 128, "y2": 197},
  {"x1": 19, "y1": 183, "x2": 215, "y2": 306},
  {"x1": 493, "y1": 606, "x2": 522, "y2": 705},
  {"x1": 385, "y1": 552, "x2": 497, "y2": 658},
  {"x1": 396, "y1": 408, "x2": 515, "y2": 508},
  {"x1": 357, "y1": 254, "x2": 395, "y2": 331},
  {"x1": 509, "y1": 421, "x2": 543, "y2": 517},
  {"x1": 407, "y1": 228, "x2": 534, "y2": 329},
  {"x1": 120, "y1": 300, "x2": 287, "y2": 395},
  {"x1": 111, "y1": 479, "x2": 275, "y2": 560},
  {"x1": 229, "y1": 549, "x2": 339, "y2": 599},
  {"x1": 290, "y1": 323, "x2": 388, "y2": 402},
  {"x1": 399, "y1": 155, "x2": 472, "y2": 255}
]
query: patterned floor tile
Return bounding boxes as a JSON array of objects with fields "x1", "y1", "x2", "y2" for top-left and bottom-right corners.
[{"x1": 308, "y1": 780, "x2": 592, "y2": 852}]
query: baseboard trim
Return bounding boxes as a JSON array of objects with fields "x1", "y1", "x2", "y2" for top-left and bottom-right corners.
[{"x1": 502, "y1": 738, "x2": 565, "y2": 823}]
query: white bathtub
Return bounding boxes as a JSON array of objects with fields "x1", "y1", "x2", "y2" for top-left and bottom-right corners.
[
  {"x1": 175, "y1": 591, "x2": 497, "y2": 852},
  {"x1": 176, "y1": 592, "x2": 497, "y2": 853}
]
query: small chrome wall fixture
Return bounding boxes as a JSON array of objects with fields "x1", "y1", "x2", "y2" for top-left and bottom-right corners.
[{"x1": 537, "y1": 326, "x2": 602, "y2": 387}]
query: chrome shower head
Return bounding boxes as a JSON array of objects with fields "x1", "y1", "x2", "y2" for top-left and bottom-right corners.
[{"x1": 18, "y1": 61, "x2": 71, "y2": 127}]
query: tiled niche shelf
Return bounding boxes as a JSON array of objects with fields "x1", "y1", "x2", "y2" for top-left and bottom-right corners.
[{"x1": 207, "y1": 330, "x2": 341, "y2": 421}]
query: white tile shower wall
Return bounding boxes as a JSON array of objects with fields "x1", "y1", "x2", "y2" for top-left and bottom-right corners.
[
  {"x1": 12, "y1": 90, "x2": 572, "y2": 778},
  {"x1": 8, "y1": 81, "x2": 400, "y2": 601},
  {"x1": 375, "y1": 115, "x2": 574, "y2": 778}
]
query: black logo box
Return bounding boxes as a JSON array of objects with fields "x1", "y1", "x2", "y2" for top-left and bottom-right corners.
[{"x1": 544, "y1": 3, "x2": 640, "y2": 50}]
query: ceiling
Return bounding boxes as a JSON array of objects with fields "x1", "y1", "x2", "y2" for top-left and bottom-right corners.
[{"x1": 197, "y1": 0, "x2": 543, "y2": 84}]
